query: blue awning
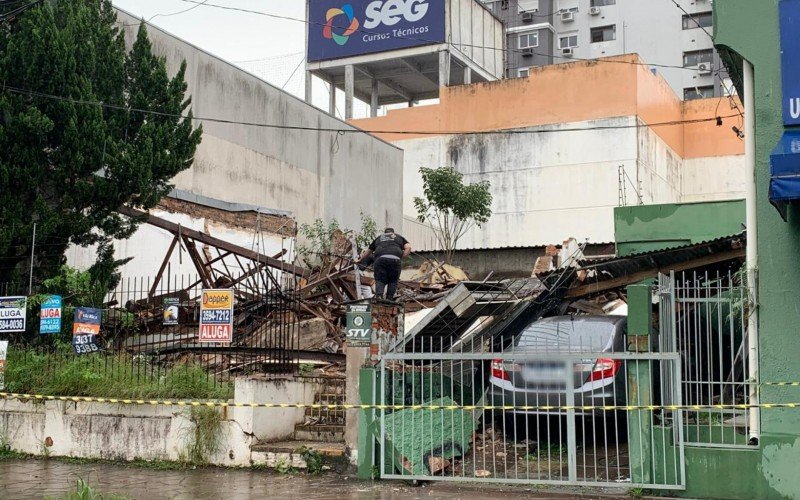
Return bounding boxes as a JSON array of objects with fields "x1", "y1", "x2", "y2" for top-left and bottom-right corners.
[{"x1": 770, "y1": 130, "x2": 800, "y2": 219}]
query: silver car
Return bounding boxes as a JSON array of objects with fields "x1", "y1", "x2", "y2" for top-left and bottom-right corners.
[{"x1": 488, "y1": 315, "x2": 628, "y2": 417}]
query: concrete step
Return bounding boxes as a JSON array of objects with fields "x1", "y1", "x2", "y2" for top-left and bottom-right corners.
[
  {"x1": 294, "y1": 424, "x2": 345, "y2": 442},
  {"x1": 250, "y1": 440, "x2": 345, "y2": 457}
]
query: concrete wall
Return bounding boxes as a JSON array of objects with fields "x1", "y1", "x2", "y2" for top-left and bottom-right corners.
[
  {"x1": 449, "y1": 0, "x2": 505, "y2": 79},
  {"x1": 703, "y1": 0, "x2": 800, "y2": 498},
  {"x1": 386, "y1": 114, "x2": 741, "y2": 250},
  {"x1": 351, "y1": 56, "x2": 745, "y2": 250},
  {"x1": 0, "y1": 377, "x2": 318, "y2": 467},
  {"x1": 115, "y1": 9, "x2": 403, "y2": 233}
]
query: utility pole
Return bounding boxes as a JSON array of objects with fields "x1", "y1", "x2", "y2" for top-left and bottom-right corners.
[{"x1": 28, "y1": 223, "x2": 36, "y2": 295}]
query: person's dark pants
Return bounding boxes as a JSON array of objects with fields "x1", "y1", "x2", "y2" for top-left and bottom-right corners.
[{"x1": 373, "y1": 257, "x2": 402, "y2": 300}]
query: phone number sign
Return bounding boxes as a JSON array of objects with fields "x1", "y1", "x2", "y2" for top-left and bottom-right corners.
[
  {"x1": 72, "y1": 307, "x2": 102, "y2": 355},
  {"x1": 199, "y1": 289, "x2": 233, "y2": 343}
]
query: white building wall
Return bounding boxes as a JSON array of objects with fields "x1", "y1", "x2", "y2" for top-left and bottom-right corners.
[
  {"x1": 449, "y1": 0, "x2": 506, "y2": 78},
  {"x1": 553, "y1": 0, "x2": 718, "y2": 99},
  {"x1": 66, "y1": 208, "x2": 291, "y2": 281},
  {"x1": 398, "y1": 116, "x2": 744, "y2": 251},
  {"x1": 115, "y1": 9, "x2": 403, "y2": 233},
  {"x1": 681, "y1": 156, "x2": 747, "y2": 203}
]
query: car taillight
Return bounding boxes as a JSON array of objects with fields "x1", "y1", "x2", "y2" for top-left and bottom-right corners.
[
  {"x1": 491, "y1": 359, "x2": 509, "y2": 380},
  {"x1": 588, "y1": 358, "x2": 622, "y2": 382},
  {"x1": 491, "y1": 359, "x2": 520, "y2": 381}
]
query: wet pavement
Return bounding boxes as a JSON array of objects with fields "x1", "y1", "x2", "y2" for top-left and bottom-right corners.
[{"x1": 0, "y1": 459, "x2": 628, "y2": 499}]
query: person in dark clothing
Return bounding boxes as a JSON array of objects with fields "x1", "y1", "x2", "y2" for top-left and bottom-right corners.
[{"x1": 358, "y1": 228, "x2": 411, "y2": 300}]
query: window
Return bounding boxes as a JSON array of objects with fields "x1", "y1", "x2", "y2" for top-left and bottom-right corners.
[
  {"x1": 682, "y1": 11, "x2": 713, "y2": 30},
  {"x1": 518, "y1": 32, "x2": 539, "y2": 48},
  {"x1": 500, "y1": 0, "x2": 509, "y2": 10},
  {"x1": 518, "y1": 0, "x2": 539, "y2": 12},
  {"x1": 518, "y1": 67, "x2": 531, "y2": 77},
  {"x1": 590, "y1": 0, "x2": 616, "y2": 6},
  {"x1": 683, "y1": 49, "x2": 713, "y2": 67},
  {"x1": 684, "y1": 86, "x2": 715, "y2": 100},
  {"x1": 590, "y1": 25, "x2": 616, "y2": 43},
  {"x1": 559, "y1": 34, "x2": 578, "y2": 48}
]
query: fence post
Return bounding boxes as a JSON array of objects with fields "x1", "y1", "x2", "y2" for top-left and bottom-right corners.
[
  {"x1": 357, "y1": 366, "x2": 378, "y2": 479},
  {"x1": 627, "y1": 282, "x2": 653, "y2": 485}
]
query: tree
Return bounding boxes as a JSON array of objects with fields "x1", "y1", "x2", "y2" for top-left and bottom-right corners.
[
  {"x1": 0, "y1": 0, "x2": 202, "y2": 285},
  {"x1": 413, "y1": 167, "x2": 492, "y2": 262},
  {"x1": 296, "y1": 212, "x2": 378, "y2": 268}
]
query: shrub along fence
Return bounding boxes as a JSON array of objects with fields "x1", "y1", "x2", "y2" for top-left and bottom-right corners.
[{"x1": 0, "y1": 267, "x2": 301, "y2": 399}]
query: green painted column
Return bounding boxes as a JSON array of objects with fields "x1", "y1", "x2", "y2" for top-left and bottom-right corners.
[
  {"x1": 357, "y1": 367, "x2": 377, "y2": 479},
  {"x1": 626, "y1": 282, "x2": 652, "y2": 485}
]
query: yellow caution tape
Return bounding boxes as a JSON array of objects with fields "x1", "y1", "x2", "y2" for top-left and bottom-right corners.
[
  {"x1": 761, "y1": 382, "x2": 800, "y2": 387},
  {"x1": 0, "y1": 391, "x2": 799, "y2": 411}
]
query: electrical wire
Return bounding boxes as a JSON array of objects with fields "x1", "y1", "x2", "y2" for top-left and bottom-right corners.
[
  {"x1": 0, "y1": 84, "x2": 740, "y2": 136},
  {"x1": 165, "y1": 0, "x2": 700, "y2": 72},
  {"x1": 147, "y1": 0, "x2": 211, "y2": 22}
]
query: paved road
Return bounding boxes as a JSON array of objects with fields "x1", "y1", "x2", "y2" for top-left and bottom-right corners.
[{"x1": 0, "y1": 459, "x2": 628, "y2": 499}]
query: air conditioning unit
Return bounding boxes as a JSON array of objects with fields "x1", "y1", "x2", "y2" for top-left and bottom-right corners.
[
  {"x1": 589, "y1": 6, "x2": 601, "y2": 15},
  {"x1": 562, "y1": 47, "x2": 574, "y2": 56},
  {"x1": 561, "y1": 11, "x2": 575, "y2": 22},
  {"x1": 521, "y1": 11, "x2": 535, "y2": 22},
  {"x1": 521, "y1": 47, "x2": 535, "y2": 57},
  {"x1": 697, "y1": 63, "x2": 712, "y2": 75}
]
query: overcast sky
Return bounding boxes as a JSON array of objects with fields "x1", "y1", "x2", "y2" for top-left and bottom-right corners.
[{"x1": 111, "y1": 0, "x2": 373, "y2": 118}]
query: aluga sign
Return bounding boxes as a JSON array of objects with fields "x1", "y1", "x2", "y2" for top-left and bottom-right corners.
[
  {"x1": 307, "y1": 0, "x2": 445, "y2": 62},
  {"x1": 199, "y1": 289, "x2": 234, "y2": 343}
]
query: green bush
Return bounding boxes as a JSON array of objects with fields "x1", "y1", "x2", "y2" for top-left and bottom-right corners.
[{"x1": 4, "y1": 345, "x2": 232, "y2": 400}]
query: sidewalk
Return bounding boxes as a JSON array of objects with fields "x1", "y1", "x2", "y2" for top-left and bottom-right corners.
[{"x1": 0, "y1": 459, "x2": 630, "y2": 499}]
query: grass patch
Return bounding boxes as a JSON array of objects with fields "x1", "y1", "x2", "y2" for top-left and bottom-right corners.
[
  {"x1": 56, "y1": 478, "x2": 129, "y2": 500},
  {"x1": 4, "y1": 345, "x2": 232, "y2": 400},
  {"x1": 183, "y1": 407, "x2": 223, "y2": 465}
]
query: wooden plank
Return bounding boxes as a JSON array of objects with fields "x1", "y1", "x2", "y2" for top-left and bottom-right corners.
[
  {"x1": 182, "y1": 237, "x2": 213, "y2": 288},
  {"x1": 118, "y1": 206, "x2": 308, "y2": 277},
  {"x1": 149, "y1": 235, "x2": 179, "y2": 297},
  {"x1": 326, "y1": 276, "x2": 345, "y2": 303}
]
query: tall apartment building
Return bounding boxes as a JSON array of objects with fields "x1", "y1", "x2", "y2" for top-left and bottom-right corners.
[{"x1": 481, "y1": 0, "x2": 731, "y2": 100}]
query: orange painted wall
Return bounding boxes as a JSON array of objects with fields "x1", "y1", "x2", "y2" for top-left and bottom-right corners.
[
  {"x1": 350, "y1": 54, "x2": 744, "y2": 159},
  {"x1": 682, "y1": 96, "x2": 744, "y2": 158}
]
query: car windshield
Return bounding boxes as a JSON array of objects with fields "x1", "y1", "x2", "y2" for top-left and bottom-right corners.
[{"x1": 514, "y1": 318, "x2": 618, "y2": 352}]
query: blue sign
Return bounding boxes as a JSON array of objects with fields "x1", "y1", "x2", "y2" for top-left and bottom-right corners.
[
  {"x1": 72, "y1": 307, "x2": 101, "y2": 355},
  {"x1": 780, "y1": 0, "x2": 800, "y2": 126},
  {"x1": 307, "y1": 0, "x2": 445, "y2": 62},
  {"x1": 39, "y1": 295, "x2": 62, "y2": 334}
]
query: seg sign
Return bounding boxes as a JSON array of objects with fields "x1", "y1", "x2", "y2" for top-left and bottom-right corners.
[
  {"x1": 364, "y1": 0, "x2": 430, "y2": 28},
  {"x1": 307, "y1": 0, "x2": 445, "y2": 62}
]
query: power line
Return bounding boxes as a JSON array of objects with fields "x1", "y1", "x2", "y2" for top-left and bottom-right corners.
[
  {"x1": 667, "y1": 0, "x2": 744, "y2": 119},
  {"x1": 169, "y1": 0, "x2": 700, "y2": 72},
  {"x1": 1, "y1": 84, "x2": 739, "y2": 136},
  {"x1": 147, "y1": 0, "x2": 211, "y2": 22}
]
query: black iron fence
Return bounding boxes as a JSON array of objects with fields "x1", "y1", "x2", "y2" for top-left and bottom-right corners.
[{"x1": 0, "y1": 269, "x2": 302, "y2": 399}]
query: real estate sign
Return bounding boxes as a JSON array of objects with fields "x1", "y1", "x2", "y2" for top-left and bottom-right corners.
[
  {"x1": 163, "y1": 297, "x2": 179, "y2": 326},
  {"x1": 199, "y1": 289, "x2": 233, "y2": 343},
  {"x1": 72, "y1": 307, "x2": 102, "y2": 355},
  {"x1": 0, "y1": 296, "x2": 26, "y2": 333},
  {"x1": 39, "y1": 295, "x2": 62, "y2": 334}
]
